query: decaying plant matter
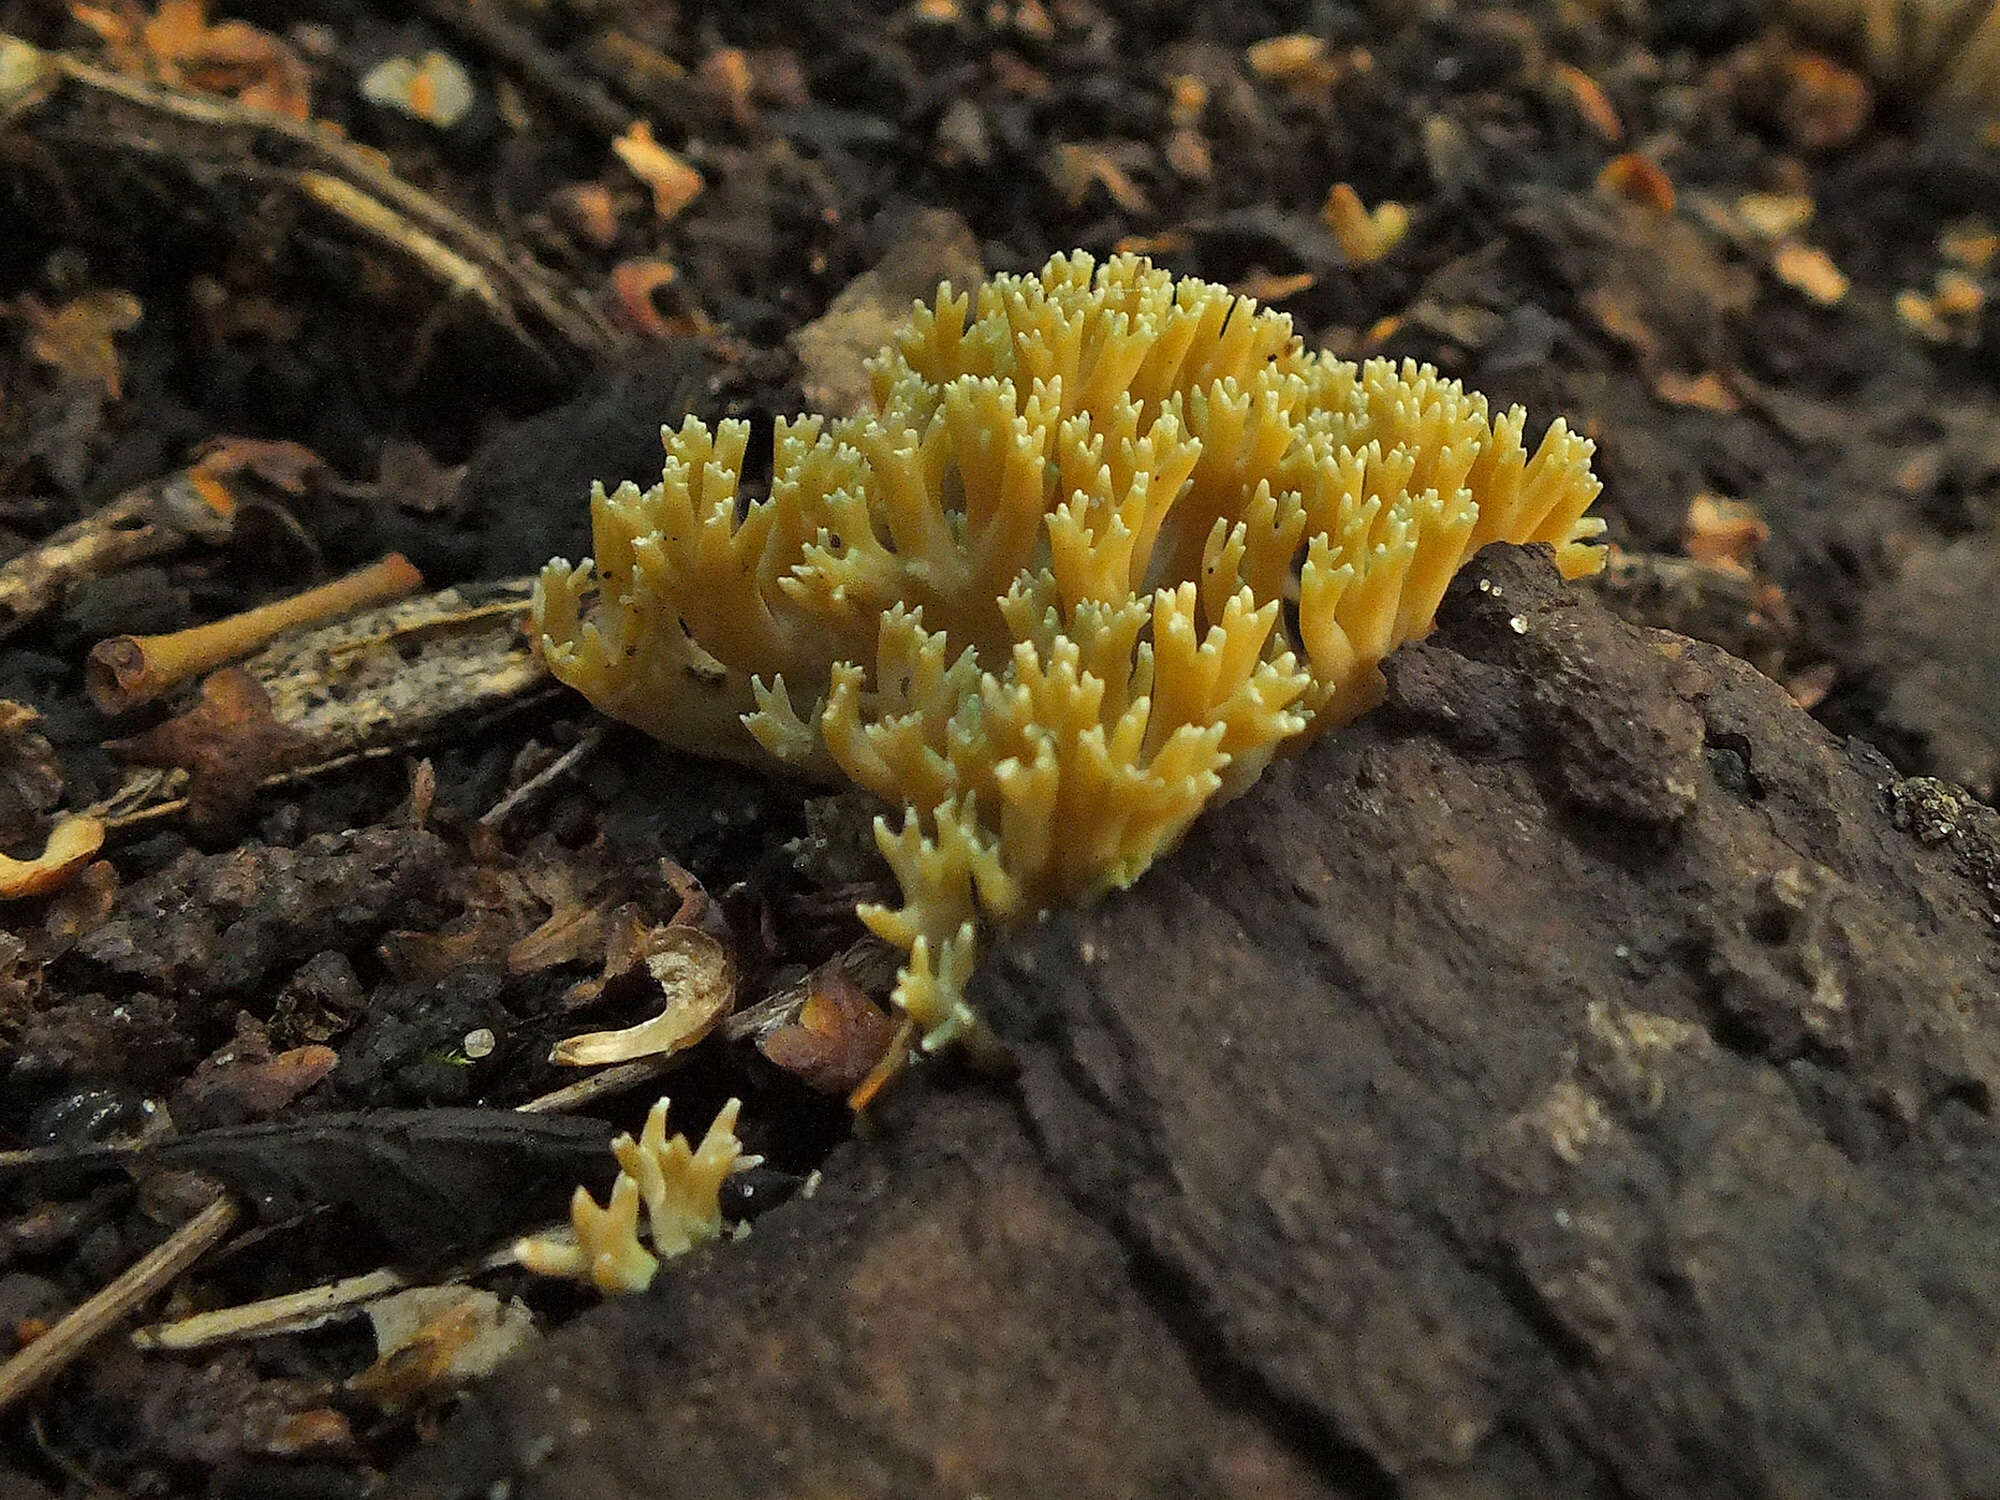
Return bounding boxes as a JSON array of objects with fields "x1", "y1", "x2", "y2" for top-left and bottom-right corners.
[{"x1": 535, "y1": 252, "x2": 1606, "y2": 1055}]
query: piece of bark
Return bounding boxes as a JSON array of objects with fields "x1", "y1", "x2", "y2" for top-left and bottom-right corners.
[{"x1": 974, "y1": 545, "x2": 2000, "y2": 1496}]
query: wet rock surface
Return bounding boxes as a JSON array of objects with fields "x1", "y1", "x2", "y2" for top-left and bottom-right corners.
[{"x1": 396, "y1": 546, "x2": 2000, "y2": 1499}]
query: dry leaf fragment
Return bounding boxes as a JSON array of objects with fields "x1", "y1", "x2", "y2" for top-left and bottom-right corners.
[
  {"x1": 1553, "y1": 63, "x2": 1624, "y2": 141},
  {"x1": 759, "y1": 967, "x2": 899, "y2": 1095},
  {"x1": 1940, "y1": 219, "x2": 1997, "y2": 271},
  {"x1": 609, "y1": 260, "x2": 692, "y2": 340},
  {"x1": 359, "y1": 51, "x2": 475, "y2": 129},
  {"x1": 18, "y1": 290, "x2": 142, "y2": 399},
  {"x1": 1047, "y1": 142, "x2": 1151, "y2": 213},
  {"x1": 1683, "y1": 493, "x2": 1769, "y2": 576},
  {"x1": 1771, "y1": 241, "x2": 1849, "y2": 304},
  {"x1": 1897, "y1": 270, "x2": 1987, "y2": 343},
  {"x1": 73, "y1": 0, "x2": 311, "y2": 116},
  {"x1": 1651, "y1": 369, "x2": 1739, "y2": 412},
  {"x1": 1245, "y1": 34, "x2": 1344, "y2": 95},
  {"x1": 1734, "y1": 192, "x2": 1815, "y2": 240},
  {"x1": 349, "y1": 1286, "x2": 537, "y2": 1414},
  {"x1": 612, "y1": 121, "x2": 705, "y2": 222},
  {"x1": 551, "y1": 183, "x2": 621, "y2": 248},
  {"x1": 549, "y1": 924, "x2": 736, "y2": 1066},
  {"x1": 105, "y1": 667, "x2": 314, "y2": 828},
  {"x1": 1597, "y1": 153, "x2": 1676, "y2": 215},
  {"x1": 1321, "y1": 183, "x2": 1409, "y2": 264}
]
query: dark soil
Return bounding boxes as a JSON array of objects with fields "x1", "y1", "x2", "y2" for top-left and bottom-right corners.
[{"x1": 0, "y1": 0, "x2": 1995, "y2": 1495}]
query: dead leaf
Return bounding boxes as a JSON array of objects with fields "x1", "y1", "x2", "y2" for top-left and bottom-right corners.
[
  {"x1": 0, "y1": 815, "x2": 105, "y2": 901},
  {"x1": 1597, "y1": 153, "x2": 1675, "y2": 215},
  {"x1": 1553, "y1": 63, "x2": 1623, "y2": 141},
  {"x1": 74, "y1": 0, "x2": 311, "y2": 117},
  {"x1": 1940, "y1": 219, "x2": 1997, "y2": 272},
  {"x1": 189, "y1": 435, "x2": 324, "y2": 496},
  {"x1": 1771, "y1": 241, "x2": 1848, "y2": 305},
  {"x1": 1245, "y1": 34, "x2": 1346, "y2": 96},
  {"x1": 1228, "y1": 269, "x2": 1316, "y2": 303},
  {"x1": 612, "y1": 121, "x2": 704, "y2": 222},
  {"x1": 1775, "y1": 50, "x2": 1870, "y2": 152},
  {"x1": 1683, "y1": 493, "x2": 1769, "y2": 576},
  {"x1": 349, "y1": 1285, "x2": 537, "y2": 1413},
  {"x1": 106, "y1": 667, "x2": 314, "y2": 830},
  {"x1": 1733, "y1": 192, "x2": 1815, "y2": 240},
  {"x1": 1320, "y1": 182, "x2": 1409, "y2": 264},
  {"x1": 609, "y1": 260, "x2": 692, "y2": 341},
  {"x1": 359, "y1": 51, "x2": 475, "y2": 129},
  {"x1": 1046, "y1": 142, "x2": 1151, "y2": 213},
  {"x1": 1651, "y1": 369, "x2": 1739, "y2": 412},
  {"x1": 760, "y1": 966, "x2": 898, "y2": 1095},
  {"x1": 551, "y1": 182, "x2": 621, "y2": 248},
  {"x1": 18, "y1": 289, "x2": 142, "y2": 399},
  {"x1": 173, "y1": 1014, "x2": 338, "y2": 1129}
]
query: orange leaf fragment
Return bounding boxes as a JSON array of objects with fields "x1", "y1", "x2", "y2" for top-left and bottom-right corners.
[
  {"x1": 1683, "y1": 493, "x2": 1768, "y2": 577},
  {"x1": 1321, "y1": 183, "x2": 1409, "y2": 264},
  {"x1": 1554, "y1": 63, "x2": 1623, "y2": 142},
  {"x1": 1771, "y1": 241, "x2": 1848, "y2": 305},
  {"x1": 20, "y1": 289, "x2": 142, "y2": 399},
  {"x1": 612, "y1": 121, "x2": 705, "y2": 223},
  {"x1": 1597, "y1": 153, "x2": 1675, "y2": 215},
  {"x1": 760, "y1": 967, "x2": 899, "y2": 1096}
]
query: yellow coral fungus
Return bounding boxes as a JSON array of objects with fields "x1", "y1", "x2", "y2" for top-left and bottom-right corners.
[
  {"x1": 535, "y1": 252, "x2": 1605, "y2": 1055},
  {"x1": 514, "y1": 1097, "x2": 756, "y2": 1295}
]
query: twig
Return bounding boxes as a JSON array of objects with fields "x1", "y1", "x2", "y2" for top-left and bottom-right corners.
[
  {"x1": 0, "y1": 472, "x2": 235, "y2": 642},
  {"x1": 480, "y1": 724, "x2": 607, "y2": 828},
  {"x1": 0, "y1": 1192, "x2": 239, "y2": 1414},
  {"x1": 0, "y1": 32, "x2": 623, "y2": 369},
  {"x1": 133, "y1": 1267, "x2": 407, "y2": 1352},
  {"x1": 514, "y1": 1054, "x2": 680, "y2": 1114}
]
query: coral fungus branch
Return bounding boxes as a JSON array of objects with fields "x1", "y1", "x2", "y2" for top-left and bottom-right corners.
[{"x1": 535, "y1": 252, "x2": 1605, "y2": 1056}]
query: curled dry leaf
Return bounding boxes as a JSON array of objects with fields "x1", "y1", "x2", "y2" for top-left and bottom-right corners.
[
  {"x1": 0, "y1": 815, "x2": 105, "y2": 901},
  {"x1": 549, "y1": 924, "x2": 736, "y2": 1066},
  {"x1": 609, "y1": 260, "x2": 691, "y2": 341}
]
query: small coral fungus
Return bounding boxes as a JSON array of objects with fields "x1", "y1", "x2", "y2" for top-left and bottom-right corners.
[
  {"x1": 514, "y1": 1097, "x2": 755, "y2": 1295},
  {"x1": 535, "y1": 252, "x2": 1605, "y2": 1056}
]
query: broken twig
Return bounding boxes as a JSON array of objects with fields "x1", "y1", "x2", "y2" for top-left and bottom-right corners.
[{"x1": 0, "y1": 1192, "x2": 239, "y2": 1414}]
